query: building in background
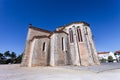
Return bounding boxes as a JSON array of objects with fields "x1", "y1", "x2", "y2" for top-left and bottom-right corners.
[
  {"x1": 98, "y1": 52, "x2": 109, "y2": 60},
  {"x1": 21, "y1": 21, "x2": 100, "y2": 67},
  {"x1": 98, "y1": 52, "x2": 117, "y2": 63},
  {"x1": 115, "y1": 50, "x2": 120, "y2": 62}
]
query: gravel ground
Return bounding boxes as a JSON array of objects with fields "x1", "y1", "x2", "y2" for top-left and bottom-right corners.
[
  {"x1": 0, "y1": 63, "x2": 120, "y2": 80},
  {"x1": 59, "y1": 63, "x2": 120, "y2": 73}
]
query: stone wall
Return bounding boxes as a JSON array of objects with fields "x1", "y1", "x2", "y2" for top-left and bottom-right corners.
[
  {"x1": 50, "y1": 33, "x2": 68, "y2": 66},
  {"x1": 21, "y1": 22, "x2": 100, "y2": 67},
  {"x1": 31, "y1": 38, "x2": 50, "y2": 66},
  {"x1": 62, "y1": 23, "x2": 100, "y2": 66},
  {"x1": 21, "y1": 26, "x2": 50, "y2": 67}
]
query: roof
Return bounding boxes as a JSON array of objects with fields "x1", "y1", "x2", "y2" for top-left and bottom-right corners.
[
  {"x1": 57, "y1": 21, "x2": 90, "y2": 29},
  {"x1": 48, "y1": 31, "x2": 68, "y2": 38},
  {"x1": 98, "y1": 52, "x2": 109, "y2": 54},
  {"x1": 29, "y1": 24, "x2": 51, "y2": 33},
  {"x1": 28, "y1": 21, "x2": 89, "y2": 33},
  {"x1": 115, "y1": 50, "x2": 120, "y2": 53},
  {"x1": 28, "y1": 21, "x2": 89, "y2": 39},
  {"x1": 54, "y1": 31, "x2": 68, "y2": 34}
]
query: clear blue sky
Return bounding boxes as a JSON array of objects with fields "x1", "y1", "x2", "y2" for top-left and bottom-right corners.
[{"x1": 0, "y1": 0, "x2": 120, "y2": 55}]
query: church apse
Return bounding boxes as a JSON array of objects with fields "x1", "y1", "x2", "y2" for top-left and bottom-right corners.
[{"x1": 21, "y1": 22, "x2": 100, "y2": 67}]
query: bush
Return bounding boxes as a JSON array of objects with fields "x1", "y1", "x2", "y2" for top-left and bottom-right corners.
[{"x1": 100, "y1": 58, "x2": 107, "y2": 63}]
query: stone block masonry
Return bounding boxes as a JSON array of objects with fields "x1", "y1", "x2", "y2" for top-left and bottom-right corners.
[{"x1": 21, "y1": 21, "x2": 100, "y2": 67}]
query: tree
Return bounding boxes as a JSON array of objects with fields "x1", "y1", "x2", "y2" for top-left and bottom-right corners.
[
  {"x1": 0, "y1": 53, "x2": 6, "y2": 64},
  {"x1": 108, "y1": 56, "x2": 113, "y2": 62},
  {"x1": 4, "y1": 51, "x2": 11, "y2": 58},
  {"x1": 10, "y1": 52, "x2": 16, "y2": 63},
  {"x1": 3, "y1": 51, "x2": 17, "y2": 64},
  {"x1": 3, "y1": 51, "x2": 11, "y2": 64},
  {"x1": 0, "y1": 53, "x2": 3, "y2": 59},
  {"x1": 0, "y1": 51, "x2": 23, "y2": 64},
  {"x1": 114, "y1": 53, "x2": 117, "y2": 56},
  {"x1": 15, "y1": 53, "x2": 23, "y2": 63}
]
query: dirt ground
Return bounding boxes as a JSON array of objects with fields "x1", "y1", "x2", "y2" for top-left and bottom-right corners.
[{"x1": 0, "y1": 64, "x2": 120, "y2": 80}]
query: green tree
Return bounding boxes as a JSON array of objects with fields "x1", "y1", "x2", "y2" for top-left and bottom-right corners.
[
  {"x1": 114, "y1": 53, "x2": 117, "y2": 56},
  {"x1": 108, "y1": 56, "x2": 113, "y2": 62},
  {"x1": 10, "y1": 52, "x2": 16, "y2": 63},
  {"x1": 0, "y1": 53, "x2": 6, "y2": 64},
  {"x1": 0, "y1": 53, "x2": 3, "y2": 59},
  {"x1": 3, "y1": 51, "x2": 11, "y2": 64},
  {"x1": 0, "y1": 51, "x2": 23, "y2": 64},
  {"x1": 4, "y1": 51, "x2": 11, "y2": 58},
  {"x1": 15, "y1": 53, "x2": 23, "y2": 63}
]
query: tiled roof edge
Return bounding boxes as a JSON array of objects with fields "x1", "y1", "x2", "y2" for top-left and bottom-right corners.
[
  {"x1": 57, "y1": 21, "x2": 90, "y2": 29},
  {"x1": 29, "y1": 24, "x2": 51, "y2": 33}
]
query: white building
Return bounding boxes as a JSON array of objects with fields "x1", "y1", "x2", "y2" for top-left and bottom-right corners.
[
  {"x1": 115, "y1": 50, "x2": 120, "y2": 62},
  {"x1": 98, "y1": 52, "x2": 109, "y2": 60},
  {"x1": 98, "y1": 52, "x2": 117, "y2": 62}
]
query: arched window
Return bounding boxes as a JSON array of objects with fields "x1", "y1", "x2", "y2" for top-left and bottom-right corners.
[
  {"x1": 42, "y1": 42, "x2": 45, "y2": 51},
  {"x1": 77, "y1": 27, "x2": 83, "y2": 42},
  {"x1": 69, "y1": 28, "x2": 74, "y2": 43}
]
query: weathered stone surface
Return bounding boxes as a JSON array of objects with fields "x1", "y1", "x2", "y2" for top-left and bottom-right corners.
[{"x1": 21, "y1": 22, "x2": 100, "y2": 67}]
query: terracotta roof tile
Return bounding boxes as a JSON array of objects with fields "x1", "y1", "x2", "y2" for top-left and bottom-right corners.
[
  {"x1": 98, "y1": 52, "x2": 109, "y2": 54},
  {"x1": 54, "y1": 31, "x2": 68, "y2": 35},
  {"x1": 57, "y1": 21, "x2": 90, "y2": 29},
  {"x1": 29, "y1": 25, "x2": 51, "y2": 33},
  {"x1": 48, "y1": 31, "x2": 68, "y2": 38},
  {"x1": 115, "y1": 50, "x2": 120, "y2": 53}
]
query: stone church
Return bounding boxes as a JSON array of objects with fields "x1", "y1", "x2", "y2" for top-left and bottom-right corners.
[{"x1": 21, "y1": 21, "x2": 100, "y2": 67}]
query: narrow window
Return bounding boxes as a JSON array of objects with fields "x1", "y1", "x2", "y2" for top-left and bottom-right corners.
[
  {"x1": 69, "y1": 28, "x2": 74, "y2": 43},
  {"x1": 42, "y1": 42, "x2": 45, "y2": 51},
  {"x1": 62, "y1": 37, "x2": 64, "y2": 51},
  {"x1": 77, "y1": 27, "x2": 83, "y2": 42}
]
